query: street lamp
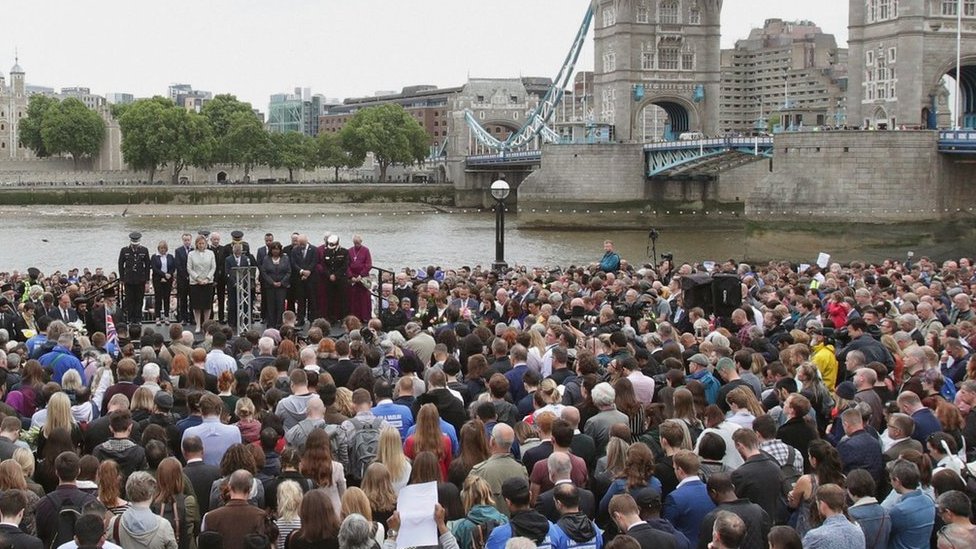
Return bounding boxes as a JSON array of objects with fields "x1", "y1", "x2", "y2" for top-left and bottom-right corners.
[{"x1": 491, "y1": 179, "x2": 511, "y2": 271}]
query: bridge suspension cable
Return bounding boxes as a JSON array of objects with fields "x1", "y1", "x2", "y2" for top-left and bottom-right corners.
[{"x1": 464, "y1": 4, "x2": 594, "y2": 153}]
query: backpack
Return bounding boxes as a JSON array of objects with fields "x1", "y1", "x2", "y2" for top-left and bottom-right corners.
[
  {"x1": 779, "y1": 446, "x2": 802, "y2": 493},
  {"x1": 46, "y1": 494, "x2": 84, "y2": 549},
  {"x1": 152, "y1": 495, "x2": 189, "y2": 549},
  {"x1": 470, "y1": 518, "x2": 503, "y2": 549},
  {"x1": 348, "y1": 417, "x2": 384, "y2": 481},
  {"x1": 322, "y1": 423, "x2": 349, "y2": 470}
]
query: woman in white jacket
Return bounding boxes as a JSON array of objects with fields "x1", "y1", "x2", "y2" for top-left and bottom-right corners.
[{"x1": 186, "y1": 235, "x2": 216, "y2": 333}]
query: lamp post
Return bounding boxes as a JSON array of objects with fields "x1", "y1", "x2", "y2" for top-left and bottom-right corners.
[
  {"x1": 491, "y1": 179, "x2": 511, "y2": 271},
  {"x1": 956, "y1": 0, "x2": 963, "y2": 130}
]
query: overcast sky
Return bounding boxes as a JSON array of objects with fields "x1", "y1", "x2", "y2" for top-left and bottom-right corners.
[{"x1": 5, "y1": 0, "x2": 848, "y2": 112}]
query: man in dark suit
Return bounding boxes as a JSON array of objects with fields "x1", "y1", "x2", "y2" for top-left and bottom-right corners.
[
  {"x1": 282, "y1": 233, "x2": 301, "y2": 316},
  {"x1": 117, "y1": 231, "x2": 151, "y2": 325},
  {"x1": 731, "y1": 430, "x2": 785, "y2": 525},
  {"x1": 609, "y1": 493, "x2": 678, "y2": 549},
  {"x1": 182, "y1": 435, "x2": 221, "y2": 515},
  {"x1": 883, "y1": 413, "x2": 923, "y2": 462},
  {"x1": 52, "y1": 292, "x2": 79, "y2": 324},
  {"x1": 698, "y1": 473, "x2": 771, "y2": 549},
  {"x1": 289, "y1": 234, "x2": 318, "y2": 325},
  {"x1": 174, "y1": 232, "x2": 193, "y2": 323},
  {"x1": 209, "y1": 232, "x2": 228, "y2": 324},
  {"x1": 0, "y1": 490, "x2": 43, "y2": 549},
  {"x1": 225, "y1": 242, "x2": 257, "y2": 330},
  {"x1": 535, "y1": 452, "x2": 595, "y2": 523}
]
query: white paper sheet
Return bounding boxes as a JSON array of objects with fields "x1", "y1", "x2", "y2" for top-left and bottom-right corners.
[
  {"x1": 396, "y1": 481, "x2": 438, "y2": 549},
  {"x1": 816, "y1": 252, "x2": 830, "y2": 269},
  {"x1": 798, "y1": 263, "x2": 810, "y2": 274}
]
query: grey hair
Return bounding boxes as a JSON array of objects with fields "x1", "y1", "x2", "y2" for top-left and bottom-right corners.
[
  {"x1": 547, "y1": 451, "x2": 572, "y2": 479},
  {"x1": 591, "y1": 382, "x2": 616, "y2": 408},
  {"x1": 125, "y1": 471, "x2": 157, "y2": 503},
  {"x1": 505, "y1": 538, "x2": 539, "y2": 549},
  {"x1": 142, "y1": 362, "x2": 160, "y2": 382},
  {"x1": 338, "y1": 514, "x2": 375, "y2": 549}
]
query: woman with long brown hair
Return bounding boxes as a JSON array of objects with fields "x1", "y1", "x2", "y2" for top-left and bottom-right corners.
[
  {"x1": 0, "y1": 459, "x2": 39, "y2": 535},
  {"x1": 300, "y1": 429, "x2": 345, "y2": 515},
  {"x1": 788, "y1": 439, "x2": 846, "y2": 537},
  {"x1": 209, "y1": 443, "x2": 264, "y2": 510},
  {"x1": 96, "y1": 460, "x2": 129, "y2": 516},
  {"x1": 613, "y1": 377, "x2": 646, "y2": 441},
  {"x1": 360, "y1": 462, "x2": 397, "y2": 529},
  {"x1": 403, "y1": 404, "x2": 452, "y2": 481},
  {"x1": 408, "y1": 451, "x2": 464, "y2": 521},
  {"x1": 34, "y1": 427, "x2": 75, "y2": 493},
  {"x1": 725, "y1": 386, "x2": 764, "y2": 429},
  {"x1": 284, "y1": 489, "x2": 340, "y2": 549},
  {"x1": 447, "y1": 419, "x2": 490, "y2": 489},
  {"x1": 150, "y1": 457, "x2": 199, "y2": 549},
  {"x1": 598, "y1": 442, "x2": 661, "y2": 517},
  {"x1": 464, "y1": 354, "x2": 489, "y2": 399}
]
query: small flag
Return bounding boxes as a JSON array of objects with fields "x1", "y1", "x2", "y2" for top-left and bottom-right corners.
[{"x1": 106, "y1": 309, "x2": 119, "y2": 356}]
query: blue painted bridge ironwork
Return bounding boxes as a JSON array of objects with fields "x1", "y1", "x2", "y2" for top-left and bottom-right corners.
[
  {"x1": 466, "y1": 150, "x2": 543, "y2": 167},
  {"x1": 644, "y1": 137, "x2": 773, "y2": 176},
  {"x1": 938, "y1": 130, "x2": 976, "y2": 153}
]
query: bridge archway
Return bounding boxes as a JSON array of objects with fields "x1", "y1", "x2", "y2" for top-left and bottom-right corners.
[
  {"x1": 633, "y1": 96, "x2": 700, "y2": 142},
  {"x1": 933, "y1": 56, "x2": 976, "y2": 129}
]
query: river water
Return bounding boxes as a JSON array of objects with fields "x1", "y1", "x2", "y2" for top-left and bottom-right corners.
[{"x1": 0, "y1": 204, "x2": 962, "y2": 274}]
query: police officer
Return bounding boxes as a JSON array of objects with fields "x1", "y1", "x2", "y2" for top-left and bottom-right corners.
[{"x1": 118, "y1": 231, "x2": 151, "y2": 324}]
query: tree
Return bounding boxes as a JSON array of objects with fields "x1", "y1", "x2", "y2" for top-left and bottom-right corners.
[
  {"x1": 201, "y1": 94, "x2": 256, "y2": 164},
  {"x1": 270, "y1": 131, "x2": 315, "y2": 182},
  {"x1": 162, "y1": 108, "x2": 215, "y2": 184},
  {"x1": 119, "y1": 98, "x2": 173, "y2": 183},
  {"x1": 339, "y1": 103, "x2": 430, "y2": 182},
  {"x1": 316, "y1": 131, "x2": 355, "y2": 182},
  {"x1": 40, "y1": 98, "x2": 106, "y2": 169},
  {"x1": 119, "y1": 97, "x2": 213, "y2": 184},
  {"x1": 224, "y1": 111, "x2": 271, "y2": 179},
  {"x1": 18, "y1": 95, "x2": 59, "y2": 157}
]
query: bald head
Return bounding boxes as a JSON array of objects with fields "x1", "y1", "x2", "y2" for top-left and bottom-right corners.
[
  {"x1": 306, "y1": 396, "x2": 325, "y2": 419},
  {"x1": 561, "y1": 406, "x2": 581, "y2": 428},
  {"x1": 547, "y1": 451, "x2": 572, "y2": 482},
  {"x1": 490, "y1": 423, "x2": 515, "y2": 453}
]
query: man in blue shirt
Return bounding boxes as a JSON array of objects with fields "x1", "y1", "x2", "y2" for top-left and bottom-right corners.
[
  {"x1": 182, "y1": 393, "x2": 242, "y2": 466},
  {"x1": 504, "y1": 344, "x2": 531, "y2": 404},
  {"x1": 599, "y1": 240, "x2": 621, "y2": 273},
  {"x1": 371, "y1": 380, "x2": 414, "y2": 440},
  {"x1": 801, "y1": 483, "x2": 865, "y2": 549},
  {"x1": 887, "y1": 459, "x2": 936, "y2": 549},
  {"x1": 38, "y1": 333, "x2": 86, "y2": 385}
]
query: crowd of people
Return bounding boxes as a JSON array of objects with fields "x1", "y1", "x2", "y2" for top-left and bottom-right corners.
[{"x1": 0, "y1": 236, "x2": 973, "y2": 549}]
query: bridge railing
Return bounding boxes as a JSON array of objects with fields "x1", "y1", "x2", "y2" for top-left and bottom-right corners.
[
  {"x1": 938, "y1": 130, "x2": 976, "y2": 153},
  {"x1": 643, "y1": 137, "x2": 773, "y2": 151},
  {"x1": 466, "y1": 150, "x2": 543, "y2": 166}
]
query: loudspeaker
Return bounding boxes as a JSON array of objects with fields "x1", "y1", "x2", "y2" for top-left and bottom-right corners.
[
  {"x1": 681, "y1": 273, "x2": 714, "y2": 311},
  {"x1": 711, "y1": 274, "x2": 742, "y2": 318}
]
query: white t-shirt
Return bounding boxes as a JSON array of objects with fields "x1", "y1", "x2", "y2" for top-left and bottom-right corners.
[{"x1": 58, "y1": 542, "x2": 123, "y2": 549}]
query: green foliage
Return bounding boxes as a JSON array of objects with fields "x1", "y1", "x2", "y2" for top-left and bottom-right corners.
[
  {"x1": 339, "y1": 103, "x2": 430, "y2": 181},
  {"x1": 270, "y1": 131, "x2": 315, "y2": 182},
  {"x1": 201, "y1": 94, "x2": 258, "y2": 164},
  {"x1": 118, "y1": 97, "x2": 214, "y2": 183},
  {"x1": 224, "y1": 111, "x2": 271, "y2": 177},
  {"x1": 40, "y1": 98, "x2": 106, "y2": 168},
  {"x1": 18, "y1": 95, "x2": 60, "y2": 157},
  {"x1": 315, "y1": 131, "x2": 355, "y2": 182}
]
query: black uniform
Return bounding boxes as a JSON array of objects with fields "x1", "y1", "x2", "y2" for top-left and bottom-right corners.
[
  {"x1": 118, "y1": 243, "x2": 151, "y2": 324},
  {"x1": 317, "y1": 245, "x2": 349, "y2": 322},
  {"x1": 210, "y1": 243, "x2": 228, "y2": 323}
]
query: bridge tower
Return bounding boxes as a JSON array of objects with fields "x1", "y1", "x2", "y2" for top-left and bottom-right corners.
[
  {"x1": 848, "y1": 1, "x2": 976, "y2": 129},
  {"x1": 591, "y1": 0, "x2": 723, "y2": 142}
]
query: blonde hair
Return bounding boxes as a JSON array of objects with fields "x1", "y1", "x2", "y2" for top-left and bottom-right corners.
[
  {"x1": 375, "y1": 427, "x2": 408, "y2": 482},
  {"x1": 12, "y1": 448, "x2": 34, "y2": 478},
  {"x1": 605, "y1": 437, "x2": 631, "y2": 478},
  {"x1": 130, "y1": 386, "x2": 154, "y2": 412},
  {"x1": 0, "y1": 460, "x2": 27, "y2": 490},
  {"x1": 340, "y1": 487, "x2": 373, "y2": 521},
  {"x1": 276, "y1": 480, "x2": 304, "y2": 522},
  {"x1": 537, "y1": 378, "x2": 561, "y2": 405},
  {"x1": 461, "y1": 476, "x2": 495, "y2": 512},
  {"x1": 43, "y1": 392, "x2": 75, "y2": 438},
  {"x1": 334, "y1": 387, "x2": 355, "y2": 417},
  {"x1": 361, "y1": 462, "x2": 397, "y2": 513},
  {"x1": 527, "y1": 330, "x2": 546, "y2": 355},
  {"x1": 61, "y1": 370, "x2": 83, "y2": 392},
  {"x1": 235, "y1": 397, "x2": 255, "y2": 418},
  {"x1": 726, "y1": 386, "x2": 765, "y2": 417}
]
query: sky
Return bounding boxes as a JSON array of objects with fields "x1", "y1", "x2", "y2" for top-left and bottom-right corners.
[{"x1": 4, "y1": 1, "x2": 849, "y2": 113}]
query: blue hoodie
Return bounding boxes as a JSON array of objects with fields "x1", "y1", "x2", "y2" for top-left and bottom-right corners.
[{"x1": 688, "y1": 369, "x2": 720, "y2": 405}]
